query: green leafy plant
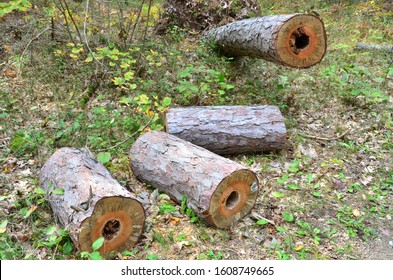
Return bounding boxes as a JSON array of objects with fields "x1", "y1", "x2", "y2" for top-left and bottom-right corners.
[
  {"x1": 336, "y1": 206, "x2": 375, "y2": 240},
  {"x1": 35, "y1": 225, "x2": 73, "y2": 257},
  {"x1": 282, "y1": 212, "x2": 295, "y2": 222},
  {"x1": 158, "y1": 202, "x2": 177, "y2": 214},
  {"x1": 288, "y1": 159, "x2": 301, "y2": 173},
  {"x1": 0, "y1": 220, "x2": 24, "y2": 260},
  {"x1": 256, "y1": 219, "x2": 269, "y2": 226},
  {"x1": 10, "y1": 130, "x2": 44, "y2": 156},
  {"x1": 295, "y1": 220, "x2": 323, "y2": 246},
  {"x1": 97, "y1": 152, "x2": 111, "y2": 164},
  {"x1": 80, "y1": 237, "x2": 105, "y2": 260},
  {"x1": 198, "y1": 250, "x2": 223, "y2": 260},
  {"x1": 208, "y1": 249, "x2": 223, "y2": 260},
  {"x1": 152, "y1": 230, "x2": 168, "y2": 249},
  {"x1": 322, "y1": 61, "x2": 388, "y2": 104},
  {"x1": 175, "y1": 65, "x2": 234, "y2": 104},
  {"x1": 181, "y1": 195, "x2": 199, "y2": 223},
  {"x1": 0, "y1": 0, "x2": 31, "y2": 17},
  {"x1": 146, "y1": 253, "x2": 159, "y2": 260},
  {"x1": 272, "y1": 192, "x2": 284, "y2": 198}
]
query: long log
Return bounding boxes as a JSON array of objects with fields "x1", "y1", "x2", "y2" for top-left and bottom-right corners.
[
  {"x1": 164, "y1": 105, "x2": 286, "y2": 155},
  {"x1": 129, "y1": 131, "x2": 259, "y2": 229},
  {"x1": 40, "y1": 147, "x2": 145, "y2": 257},
  {"x1": 204, "y1": 14, "x2": 327, "y2": 68},
  {"x1": 355, "y1": 43, "x2": 393, "y2": 53}
]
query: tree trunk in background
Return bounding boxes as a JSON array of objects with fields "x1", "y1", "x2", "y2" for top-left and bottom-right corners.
[
  {"x1": 164, "y1": 105, "x2": 286, "y2": 155},
  {"x1": 204, "y1": 14, "x2": 327, "y2": 68},
  {"x1": 40, "y1": 148, "x2": 145, "y2": 258},
  {"x1": 158, "y1": 0, "x2": 260, "y2": 33},
  {"x1": 129, "y1": 131, "x2": 259, "y2": 229}
]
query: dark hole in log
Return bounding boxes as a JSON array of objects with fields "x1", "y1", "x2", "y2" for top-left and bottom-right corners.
[
  {"x1": 295, "y1": 33, "x2": 309, "y2": 49},
  {"x1": 102, "y1": 219, "x2": 120, "y2": 240},
  {"x1": 225, "y1": 191, "x2": 240, "y2": 209},
  {"x1": 290, "y1": 27, "x2": 310, "y2": 54}
]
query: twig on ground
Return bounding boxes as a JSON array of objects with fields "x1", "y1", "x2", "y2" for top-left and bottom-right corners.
[
  {"x1": 299, "y1": 128, "x2": 351, "y2": 141},
  {"x1": 249, "y1": 212, "x2": 276, "y2": 225}
]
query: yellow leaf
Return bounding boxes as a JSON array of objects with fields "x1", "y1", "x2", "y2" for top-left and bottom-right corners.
[
  {"x1": 171, "y1": 217, "x2": 180, "y2": 225},
  {"x1": 352, "y1": 209, "x2": 361, "y2": 217},
  {"x1": 295, "y1": 245, "x2": 304, "y2": 251},
  {"x1": 146, "y1": 110, "x2": 154, "y2": 118}
]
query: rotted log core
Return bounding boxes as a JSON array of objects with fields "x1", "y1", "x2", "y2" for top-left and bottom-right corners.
[
  {"x1": 204, "y1": 14, "x2": 327, "y2": 68},
  {"x1": 40, "y1": 148, "x2": 145, "y2": 258},
  {"x1": 129, "y1": 131, "x2": 259, "y2": 228}
]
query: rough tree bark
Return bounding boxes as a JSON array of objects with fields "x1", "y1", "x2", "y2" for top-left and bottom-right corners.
[
  {"x1": 204, "y1": 14, "x2": 327, "y2": 68},
  {"x1": 164, "y1": 105, "x2": 286, "y2": 155},
  {"x1": 129, "y1": 131, "x2": 259, "y2": 229},
  {"x1": 40, "y1": 147, "x2": 145, "y2": 257}
]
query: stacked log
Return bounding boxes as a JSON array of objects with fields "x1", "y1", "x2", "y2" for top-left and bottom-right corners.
[
  {"x1": 204, "y1": 14, "x2": 327, "y2": 68},
  {"x1": 164, "y1": 105, "x2": 286, "y2": 155},
  {"x1": 129, "y1": 131, "x2": 259, "y2": 229},
  {"x1": 40, "y1": 148, "x2": 145, "y2": 257}
]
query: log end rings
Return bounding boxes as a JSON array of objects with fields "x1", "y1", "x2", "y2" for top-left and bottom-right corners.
[
  {"x1": 79, "y1": 196, "x2": 145, "y2": 257},
  {"x1": 207, "y1": 170, "x2": 259, "y2": 228},
  {"x1": 278, "y1": 14, "x2": 327, "y2": 68}
]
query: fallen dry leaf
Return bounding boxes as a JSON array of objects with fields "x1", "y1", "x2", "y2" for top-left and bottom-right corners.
[
  {"x1": 352, "y1": 209, "x2": 361, "y2": 217},
  {"x1": 10, "y1": 232, "x2": 30, "y2": 242},
  {"x1": 171, "y1": 217, "x2": 180, "y2": 225},
  {"x1": 1, "y1": 65, "x2": 17, "y2": 78},
  {"x1": 2, "y1": 158, "x2": 18, "y2": 173},
  {"x1": 332, "y1": 177, "x2": 346, "y2": 191}
]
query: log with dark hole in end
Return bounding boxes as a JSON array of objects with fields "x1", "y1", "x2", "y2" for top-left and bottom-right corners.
[
  {"x1": 129, "y1": 131, "x2": 259, "y2": 229},
  {"x1": 204, "y1": 14, "x2": 327, "y2": 68},
  {"x1": 164, "y1": 105, "x2": 286, "y2": 155},
  {"x1": 40, "y1": 147, "x2": 145, "y2": 257}
]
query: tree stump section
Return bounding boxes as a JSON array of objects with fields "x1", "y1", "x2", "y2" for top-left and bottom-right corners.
[
  {"x1": 164, "y1": 105, "x2": 286, "y2": 155},
  {"x1": 40, "y1": 148, "x2": 145, "y2": 257},
  {"x1": 129, "y1": 131, "x2": 259, "y2": 229},
  {"x1": 204, "y1": 14, "x2": 327, "y2": 68}
]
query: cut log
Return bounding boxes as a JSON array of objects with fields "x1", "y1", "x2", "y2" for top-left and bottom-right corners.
[
  {"x1": 129, "y1": 131, "x2": 259, "y2": 229},
  {"x1": 40, "y1": 147, "x2": 145, "y2": 257},
  {"x1": 164, "y1": 105, "x2": 286, "y2": 155},
  {"x1": 355, "y1": 43, "x2": 393, "y2": 53},
  {"x1": 204, "y1": 14, "x2": 327, "y2": 68}
]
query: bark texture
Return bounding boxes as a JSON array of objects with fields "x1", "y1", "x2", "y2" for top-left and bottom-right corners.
[
  {"x1": 204, "y1": 14, "x2": 327, "y2": 68},
  {"x1": 164, "y1": 105, "x2": 286, "y2": 155},
  {"x1": 129, "y1": 131, "x2": 259, "y2": 228},
  {"x1": 40, "y1": 147, "x2": 145, "y2": 257}
]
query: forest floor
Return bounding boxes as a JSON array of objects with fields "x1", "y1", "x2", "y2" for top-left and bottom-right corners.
[{"x1": 1, "y1": 1, "x2": 393, "y2": 260}]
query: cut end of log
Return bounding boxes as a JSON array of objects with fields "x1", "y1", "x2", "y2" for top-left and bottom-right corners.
[
  {"x1": 79, "y1": 196, "x2": 145, "y2": 257},
  {"x1": 207, "y1": 169, "x2": 259, "y2": 228},
  {"x1": 277, "y1": 14, "x2": 326, "y2": 68}
]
